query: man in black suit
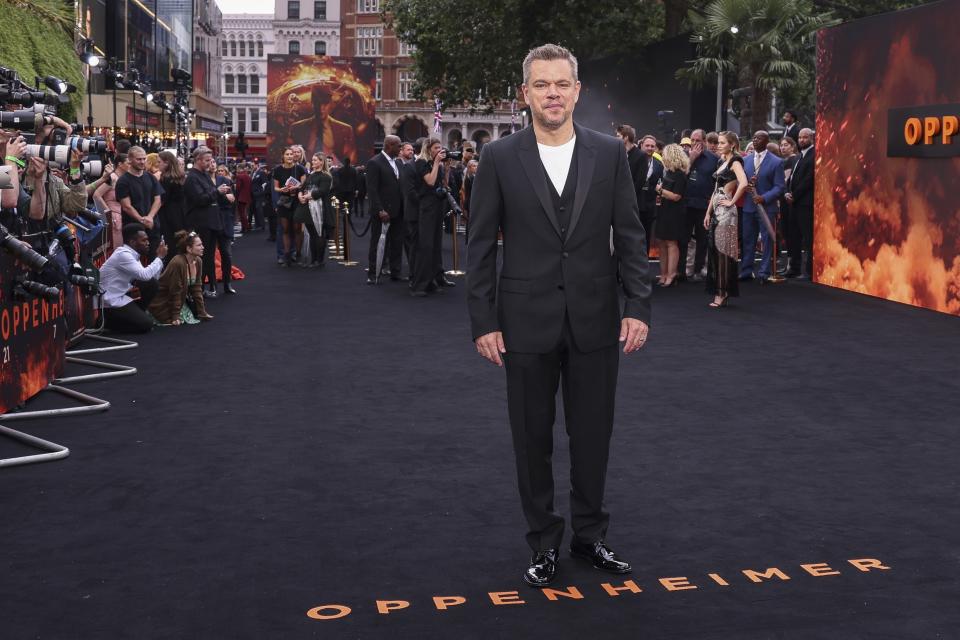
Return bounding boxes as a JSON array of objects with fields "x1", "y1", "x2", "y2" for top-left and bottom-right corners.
[
  {"x1": 365, "y1": 135, "x2": 405, "y2": 283},
  {"x1": 782, "y1": 110, "x2": 801, "y2": 146},
  {"x1": 399, "y1": 139, "x2": 423, "y2": 281},
  {"x1": 616, "y1": 124, "x2": 643, "y2": 186},
  {"x1": 784, "y1": 128, "x2": 815, "y2": 279},
  {"x1": 635, "y1": 134, "x2": 663, "y2": 254},
  {"x1": 467, "y1": 43, "x2": 652, "y2": 588}
]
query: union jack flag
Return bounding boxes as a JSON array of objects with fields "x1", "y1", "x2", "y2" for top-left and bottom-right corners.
[{"x1": 433, "y1": 97, "x2": 442, "y2": 133}]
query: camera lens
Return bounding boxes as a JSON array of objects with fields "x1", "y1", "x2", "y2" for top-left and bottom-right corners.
[{"x1": 0, "y1": 227, "x2": 49, "y2": 272}]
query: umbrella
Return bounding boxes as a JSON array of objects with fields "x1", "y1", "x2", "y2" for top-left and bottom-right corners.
[
  {"x1": 756, "y1": 200, "x2": 776, "y2": 238},
  {"x1": 374, "y1": 221, "x2": 390, "y2": 283}
]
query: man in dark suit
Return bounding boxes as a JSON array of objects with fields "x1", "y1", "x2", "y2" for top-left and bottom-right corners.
[
  {"x1": 782, "y1": 110, "x2": 801, "y2": 146},
  {"x1": 365, "y1": 135, "x2": 405, "y2": 283},
  {"x1": 635, "y1": 134, "x2": 663, "y2": 254},
  {"x1": 740, "y1": 130, "x2": 785, "y2": 281},
  {"x1": 467, "y1": 44, "x2": 652, "y2": 589},
  {"x1": 184, "y1": 146, "x2": 228, "y2": 297},
  {"x1": 399, "y1": 139, "x2": 423, "y2": 281},
  {"x1": 785, "y1": 128, "x2": 815, "y2": 279},
  {"x1": 287, "y1": 84, "x2": 357, "y2": 165}
]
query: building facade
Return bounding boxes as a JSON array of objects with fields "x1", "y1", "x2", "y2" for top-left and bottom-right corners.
[
  {"x1": 220, "y1": 13, "x2": 275, "y2": 147},
  {"x1": 274, "y1": 0, "x2": 342, "y2": 56}
]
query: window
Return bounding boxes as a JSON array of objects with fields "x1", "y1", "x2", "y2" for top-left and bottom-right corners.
[
  {"x1": 289, "y1": 40, "x2": 300, "y2": 55},
  {"x1": 238, "y1": 108, "x2": 247, "y2": 134},
  {"x1": 314, "y1": 0, "x2": 326, "y2": 19},
  {"x1": 250, "y1": 108, "x2": 260, "y2": 133},
  {"x1": 257, "y1": 41, "x2": 264, "y2": 57},
  {"x1": 314, "y1": 41, "x2": 326, "y2": 55},
  {"x1": 398, "y1": 41, "x2": 416, "y2": 57},
  {"x1": 238, "y1": 74, "x2": 247, "y2": 93},
  {"x1": 230, "y1": 40, "x2": 237, "y2": 56},
  {"x1": 250, "y1": 74, "x2": 260, "y2": 94},
  {"x1": 225, "y1": 74, "x2": 234, "y2": 94},
  {"x1": 288, "y1": 1, "x2": 300, "y2": 19},
  {"x1": 398, "y1": 70, "x2": 414, "y2": 101},
  {"x1": 356, "y1": 0, "x2": 379, "y2": 13},
  {"x1": 355, "y1": 26, "x2": 383, "y2": 57},
  {"x1": 221, "y1": 40, "x2": 228, "y2": 56},
  {"x1": 375, "y1": 69, "x2": 382, "y2": 101},
  {"x1": 239, "y1": 40, "x2": 246, "y2": 57}
]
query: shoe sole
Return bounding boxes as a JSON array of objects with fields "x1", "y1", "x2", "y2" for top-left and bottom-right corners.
[{"x1": 569, "y1": 548, "x2": 632, "y2": 574}]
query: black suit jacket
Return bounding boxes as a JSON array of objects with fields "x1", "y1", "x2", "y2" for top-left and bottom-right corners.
[
  {"x1": 790, "y1": 148, "x2": 815, "y2": 209},
  {"x1": 184, "y1": 168, "x2": 221, "y2": 231},
  {"x1": 466, "y1": 123, "x2": 652, "y2": 354},
  {"x1": 399, "y1": 160, "x2": 420, "y2": 222},
  {"x1": 783, "y1": 122, "x2": 801, "y2": 144},
  {"x1": 365, "y1": 153, "x2": 403, "y2": 220},
  {"x1": 635, "y1": 154, "x2": 663, "y2": 213}
]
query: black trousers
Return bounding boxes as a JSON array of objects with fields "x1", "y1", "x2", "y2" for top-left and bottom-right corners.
[
  {"x1": 504, "y1": 318, "x2": 620, "y2": 552},
  {"x1": 103, "y1": 280, "x2": 158, "y2": 334},
  {"x1": 678, "y1": 206, "x2": 708, "y2": 276},
  {"x1": 638, "y1": 208, "x2": 655, "y2": 255},
  {"x1": 792, "y1": 204, "x2": 814, "y2": 276},
  {"x1": 199, "y1": 228, "x2": 232, "y2": 289},
  {"x1": 368, "y1": 216, "x2": 404, "y2": 276},
  {"x1": 404, "y1": 218, "x2": 419, "y2": 279},
  {"x1": 412, "y1": 206, "x2": 443, "y2": 292},
  {"x1": 304, "y1": 221, "x2": 329, "y2": 265}
]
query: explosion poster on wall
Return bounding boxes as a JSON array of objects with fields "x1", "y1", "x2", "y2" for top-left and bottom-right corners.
[
  {"x1": 266, "y1": 55, "x2": 377, "y2": 166},
  {"x1": 815, "y1": 0, "x2": 960, "y2": 315}
]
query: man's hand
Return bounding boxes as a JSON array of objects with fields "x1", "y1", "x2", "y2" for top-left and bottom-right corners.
[
  {"x1": 752, "y1": 194, "x2": 764, "y2": 204},
  {"x1": 689, "y1": 141, "x2": 703, "y2": 164},
  {"x1": 619, "y1": 318, "x2": 649, "y2": 354},
  {"x1": 226, "y1": 193, "x2": 235, "y2": 203},
  {"x1": 475, "y1": 331, "x2": 506, "y2": 367},
  {"x1": 218, "y1": 184, "x2": 231, "y2": 194},
  {"x1": 4, "y1": 136, "x2": 26, "y2": 160},
  {"x1": 141, "y1": 216, "x2": 154, "y2": 230},
  {"x1": 27, "y1": 157, "x2": 46, "y2": 179},
  {"x1": 378, "y1": 210, "x2": 390, "y2": 222},
  {"x1": 785, "y1": 192, "x2": 794, "y2": 203},
  {"x1": 156, "y1": 241, "x2": 168, "y2": 258},
  {"x1": 69, "y1": 149, "x2": 82, "y2": 169}
]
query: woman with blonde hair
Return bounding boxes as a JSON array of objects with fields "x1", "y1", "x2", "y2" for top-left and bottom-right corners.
[
  {"x1": 145, "y1": 152, "x2": 161, "y2": 180},
  {"x1": 411, "y1": 136, "x2": 450, "y2": 295},
  {"x1": 295, "y1": 152, "x2": 333, "y2": 267},
  {"x1": 703, "y1": 131, "x2": 749, "y2": 307},
  {"x1": 653, "y1": 143, "x2": 690, "y2": 287}
]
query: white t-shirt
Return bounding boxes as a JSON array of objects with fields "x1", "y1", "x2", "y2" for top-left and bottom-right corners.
[{"x1": 537, "y1": 135, "x2": 576, "y2": 194}]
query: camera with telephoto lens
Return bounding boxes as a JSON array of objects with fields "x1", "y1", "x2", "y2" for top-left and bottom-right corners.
[
  {"x1": 0, "y1": 107, "x2": 48, "y2": 132},
  {"x1": 0, "y1": 67, "x2": 60, "y2": 108},
  {"x1": 49, "y1": 160, "x2": 102, "y2": 179},
  {"x1": 24, "y1": 144, "x2": 73, "y2": 164},
  {"x1": 67, "y1": 136, "x2": 107, "y2": 154},
  {"x1": 0, "y1": 222, "x2": 49, "y2": 271},
  {"x1": 14, "y1": 276, "x2": 61, "y2": 302}
]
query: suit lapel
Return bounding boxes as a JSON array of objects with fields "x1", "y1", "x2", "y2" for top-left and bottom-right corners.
[
  {"x1": 566, "y1": 124, "x2": 595, "y2": 242},
  {"x1": 516, "y1": 127, "x2": 562, "y2": 238}
]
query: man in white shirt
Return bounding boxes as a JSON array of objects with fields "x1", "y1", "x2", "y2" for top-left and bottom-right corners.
[{"x1": 99, "y1": 223, "x2": 168, "y2": 333}]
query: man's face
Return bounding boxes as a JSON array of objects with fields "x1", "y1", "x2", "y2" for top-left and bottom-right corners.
[
  {"x1": 798, "y1": 130, "x2": 812, "y2": 150},
  {"x1": 129, "y1": 231, "x2": 150, "y2": 255},
  {"x1": 384, "y1": 138, "x2": 401, "y2": 157},
  {"x1": 706, "y1": 138, "x2": 718, "y2": 153},
  {"x1": 400, "y1": 144, "x2": 414, "y2": 160},
  {"x1": 783, "y1": 112, "x2": 794, "y2": 125},
  {"x1": 752, "y1": 131, "x2": 769, "y2": 153},
  {"x1": 317, "y1": 100, "x2": 334, "y2": 119},
  {"x1": 522, "y1": 58, "x2": 580, "y2": 132},
  {"x1": 640, "y1": 138, "x2": 656, "y2": 156},
  {"x1": 129, "y1": 151, "x2": 146, "y2": 171},
  {"x1": 691, "y1": 130, "x2": 705, "y2": 146}
]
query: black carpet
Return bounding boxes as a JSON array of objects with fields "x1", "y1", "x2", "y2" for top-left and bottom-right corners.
[{"x1": 2, "y1": 226, "x2": 959, "y2": 639}]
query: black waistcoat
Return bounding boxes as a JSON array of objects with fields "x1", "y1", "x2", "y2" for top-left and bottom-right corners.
[{"x1": 541, "y1": 144, "x2": 579, "y2": 240}]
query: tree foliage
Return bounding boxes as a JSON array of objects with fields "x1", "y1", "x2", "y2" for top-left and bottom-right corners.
[
  {"x1": 384, "y1": 0, "x2": 664, "y2": 107},
  {"x1": 0, "y1": 0, "x2": 84, "y2": 121}
]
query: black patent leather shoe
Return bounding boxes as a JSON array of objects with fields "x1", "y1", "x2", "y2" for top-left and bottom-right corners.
[
  {"x1": 570, "y1": 539, "x2": 632, "y2": 574},
  {"x1": 436, "y1": 277, "x2": 456, "y2": 287},
  {"x1": 223, "y1": 285, "x2": 237, "y2": 295},
  {"x1": 523, "y1": 549, "x2": 559, "y2": 588}
]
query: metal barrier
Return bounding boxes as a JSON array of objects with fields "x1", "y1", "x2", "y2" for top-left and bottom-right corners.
[
  {"x1": 54, "y1": 356, "x2": 137, "y2": 384},
  {"x1": 0, "y1": 385, "x2": 111, "y2": 421},
  {"x1": 66, "y1": 333, "x2": 139, "y2": 356},
  {"x1": 0, "y1": 425, "x2": 70, "y2": 468}
]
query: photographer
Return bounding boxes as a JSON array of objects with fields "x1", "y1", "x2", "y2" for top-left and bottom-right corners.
[
  {"x1": 1, "y1": 132, "x2": 28, "y2": 211},
  {"x1": 98, "y1": 223, "x2": 168, "y2": 333},
  {"x1": 411, "y1": 137, "x2": 455, "y2": 296}
]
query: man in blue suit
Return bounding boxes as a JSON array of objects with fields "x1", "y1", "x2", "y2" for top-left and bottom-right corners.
[{"x1": 740, "y1": 130, "x2": 785, "y2": 281}]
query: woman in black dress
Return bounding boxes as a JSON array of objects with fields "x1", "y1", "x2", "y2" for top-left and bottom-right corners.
[
  {"x1": 272, "y1": 147, "x2": 308, "y2": 266},
  {"x1": 295, "y1": 153, "x2": 333, "y2": 267},
  {"x1": 411, "y1": 137, "x2": 448, "y2": 295},
  {"x1": 157, "y1": 150, "x2": 187, "y2": 264},
  {"x1": 703, "y1": 131, "x2": 749, "y2": 307},
  {"x1": 653, "y1": 143, "x2": 690, "y2": 287}
]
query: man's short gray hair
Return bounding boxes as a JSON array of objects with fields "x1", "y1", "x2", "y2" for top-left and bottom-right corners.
[
  {"x1": 192, "y1": 145, "x2": 212, "y2": 159},
  {"x1": 522, "y1": 43, "x2": 578, "y2": 85}
]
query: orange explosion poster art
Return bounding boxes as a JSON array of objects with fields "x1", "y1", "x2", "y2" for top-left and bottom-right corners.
[
  {"x1": 266, "y1": 56, "x2": 377, "y2": 166},
  {"x1": 814, "y1": 0, "x2": 960, "y2": 315}
]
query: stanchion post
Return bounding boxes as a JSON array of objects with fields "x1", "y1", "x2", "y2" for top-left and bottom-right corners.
[
  {"x1": 445, "y1": 210, "x2": 465, "y2": 276},
  {"x1": 339, "y1": 200, "x2": 358, "y2": 267},
  {"x1": 768, "y1": 208, "x2": 785, "y2": 284},
  {"x1": 329, "y1": 196, "x2": 343, "y2": 260}
]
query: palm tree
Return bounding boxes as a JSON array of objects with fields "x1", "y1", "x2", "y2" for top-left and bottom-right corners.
[{"x1": 677, "y1": 0, "x2": 837, "y2": 134}]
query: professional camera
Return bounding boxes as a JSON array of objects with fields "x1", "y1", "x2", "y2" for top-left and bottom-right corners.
[
  {"x1": 0, "y1": 222, "x2": 49, "y2": 271},
  {"x1": 0, "y1": 165, "x2": 14, "y2": 190},
  {"x1": 14, "y1": 276, "x2": 61, "y2": 302},
  {"x1": 49, "y1": 160, "x2": 103, "y2": 179},
  {"x1": 442, "y1": 148, "x2": 463, "y2": 162},
  {"x1": 24, "y1": 144, "x2": 71, "y2": 164},
  {"x1": 67, "y1": 136, "x2": 107, "y2": 154},
  {"x1": 0, "y1": 67, "x2": 60, "y2": 108},
  {"x1": 0, "y1": 107, "x2": 47, "y2": 132},
  {"x1": 434, "y1": 186, "x2": 462, "y2": 216}
]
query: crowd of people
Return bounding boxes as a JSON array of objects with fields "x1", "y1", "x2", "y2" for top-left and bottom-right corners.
[{"x1": 615, "y1": 110, "x2": 816, "y2": 307}]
